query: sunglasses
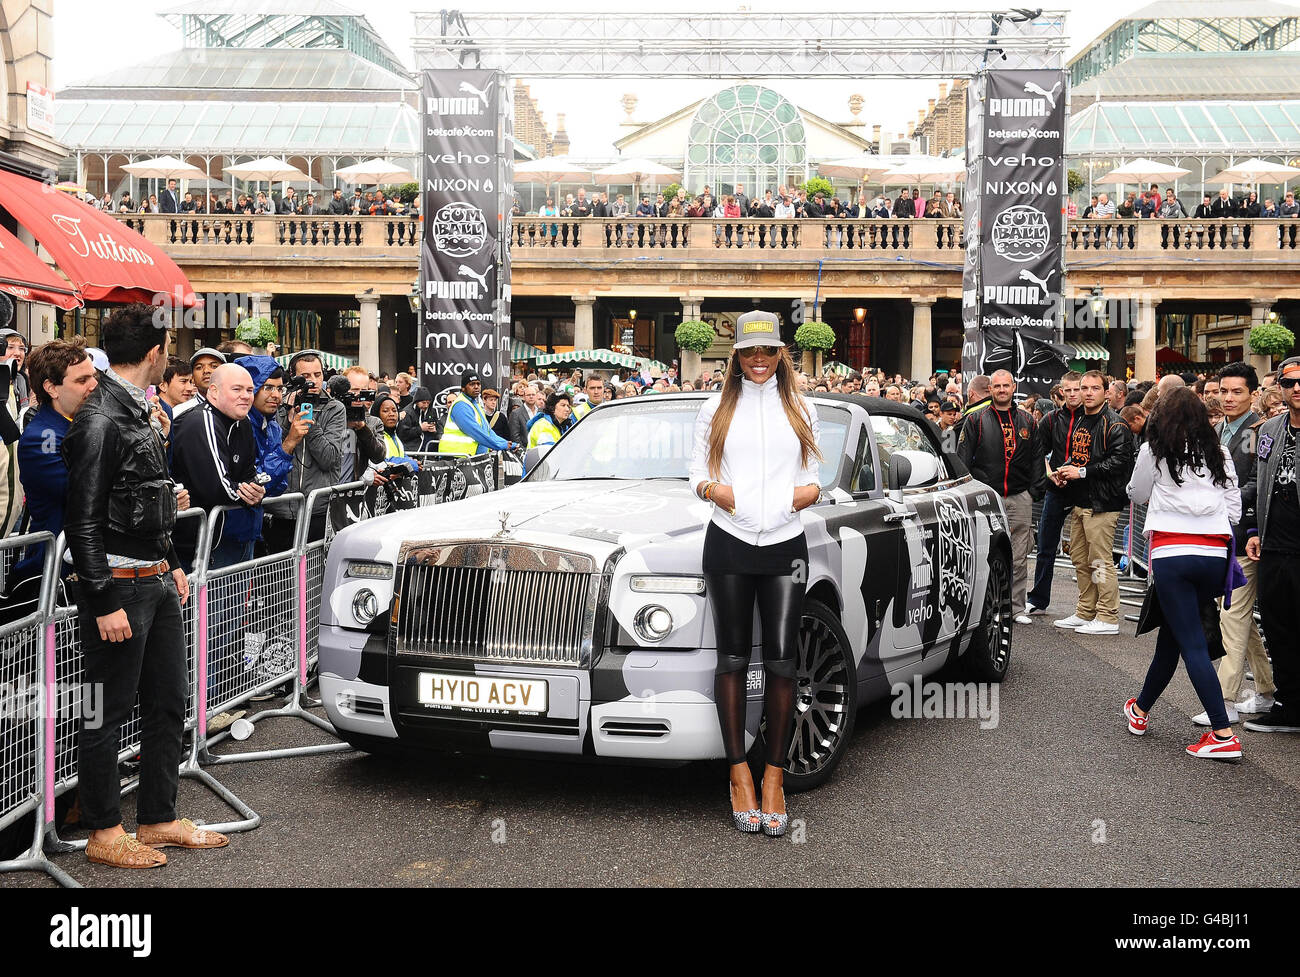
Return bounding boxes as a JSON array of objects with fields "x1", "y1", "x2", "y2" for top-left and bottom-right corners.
[
  {"x1": 1279, "y1": 376, "x2": 1300, "y2": 389},
  {"x1": 738, "y1": 345, "x2": 779, "y2": 358}
]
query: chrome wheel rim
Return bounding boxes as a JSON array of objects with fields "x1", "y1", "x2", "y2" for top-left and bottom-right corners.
[
  {"x1": 780, "y1": 616, "x2": 851, "y2": 777},
  {"x1": 985, "y1": 562, "x2": 1012, "y2": 675}
]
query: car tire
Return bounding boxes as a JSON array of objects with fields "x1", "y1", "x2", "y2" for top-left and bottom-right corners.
[
  {"x1": 963, "y1": 547, "x2": 1013, "y2": 683},
  {"x1": 755, "y1": 598, "x2": 858, "y2": 793}
]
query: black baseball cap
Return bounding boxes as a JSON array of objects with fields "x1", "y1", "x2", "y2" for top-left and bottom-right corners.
[
  {"x1": 462, "y1": 373, "x2": 482, "y2": 385},
  {"x1": 941, "y1": 399, "x2": 961, "y2": 412}
]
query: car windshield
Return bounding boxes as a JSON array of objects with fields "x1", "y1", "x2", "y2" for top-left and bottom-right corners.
[{"x1": 527, "y1": 398, "x2": 848, "y2": 488}]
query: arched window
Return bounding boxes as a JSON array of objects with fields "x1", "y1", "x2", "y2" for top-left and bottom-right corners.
[{"x1": 684, "y1": 85, "x2": 807, "y2": 196}]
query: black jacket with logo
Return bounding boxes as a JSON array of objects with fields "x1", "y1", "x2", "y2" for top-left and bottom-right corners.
[
  {"x1": 1048, "y1": 405, "x2": 1133, "y2": 513},
  {"x1": 956, "y1": 402, "x2": 1042, "y2": 497}
]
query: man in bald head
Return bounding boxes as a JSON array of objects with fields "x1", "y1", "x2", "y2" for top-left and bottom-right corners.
[{"x1": 171, "y1": 363, "x2": 266, "y2": 570}]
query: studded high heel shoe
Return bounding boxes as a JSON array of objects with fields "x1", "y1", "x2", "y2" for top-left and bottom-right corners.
[
  {"x1": 761, "y1": 783, "x2": 788, "y2": 837},
  {"x1": 729, "y1": 783, "x2": 760, "y2": 834}
]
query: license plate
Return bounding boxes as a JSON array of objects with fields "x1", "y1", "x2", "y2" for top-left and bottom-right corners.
[{"x1": 416, "y1": 672, "x2": 548, "y2": 715}]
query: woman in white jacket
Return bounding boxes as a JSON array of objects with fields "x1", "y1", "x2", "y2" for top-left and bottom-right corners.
[
  {"x1": 1124, "y1": 387, "x2": 1243, "y2": 759},
  {"x1": 688, "y1": 311, "x2": 823, "y2": 835}
]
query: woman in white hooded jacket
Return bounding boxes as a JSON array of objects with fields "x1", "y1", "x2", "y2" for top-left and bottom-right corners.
[
  {"x1": 1123, "y1": 387, "x2": 1242, "y2": 760},
  {"x1": 688, "y1": 311, "x2": 822, "y2": 836}
]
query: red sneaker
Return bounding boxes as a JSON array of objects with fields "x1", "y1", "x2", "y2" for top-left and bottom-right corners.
[
  {"x1": 1186, "y1": 731, "x2": 1242, "y2": 760},
  {"x1": 1124, "y1": 697, "x2": 1147, "y2": 736}
]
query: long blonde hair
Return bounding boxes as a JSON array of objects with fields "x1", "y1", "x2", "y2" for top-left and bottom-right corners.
[{"x1": 707, "y1": 346, "x2": 821, "y2": 479}]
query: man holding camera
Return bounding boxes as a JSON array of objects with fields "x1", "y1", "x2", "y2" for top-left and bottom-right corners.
[
  {"x1": 268, "y1": 350, "x2": 345, "y2": 551},
  {"x1": 337, "y1": 365, "x2": 386, "y2": 481},
  {"x1": 64, "y1": 304, "x2": 226, "y2": 869}
]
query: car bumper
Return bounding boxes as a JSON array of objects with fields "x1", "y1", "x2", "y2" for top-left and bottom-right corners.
[{"x1": 320, "y1": 624, "x2": 761, "y2": 761}]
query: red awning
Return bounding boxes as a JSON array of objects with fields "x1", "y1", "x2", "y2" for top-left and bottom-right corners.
[
  {"x1": 0, "y1": 223, "x2": 81, "y2": 310},
  {"x1": 0, "y1": 168, "x2": 196, "y2": 306}
]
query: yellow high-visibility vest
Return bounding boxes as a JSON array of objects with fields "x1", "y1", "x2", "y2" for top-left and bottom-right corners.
[
  {"x1": 527, "y1": 415, "x2": 563, "y2": 450},
  {"x1": 437, "y1": 392, "x2": 487, "y2": 455}
]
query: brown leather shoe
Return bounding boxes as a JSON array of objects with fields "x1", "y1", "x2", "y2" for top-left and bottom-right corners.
[
  {"x1": 86, "y1": 833, "x2": 168, "y2": 869},
  {"x1": 137, "y1": 817, "x2": 229, "y2": 850}
]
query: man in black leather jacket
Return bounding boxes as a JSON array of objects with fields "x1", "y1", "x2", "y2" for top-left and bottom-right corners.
[
  {"x1": 63, "y1": 303, "x2": 229, "y2": 868},
  {"x1": 1050, "y1": 370, "x2": 1134, "y2": 636}
]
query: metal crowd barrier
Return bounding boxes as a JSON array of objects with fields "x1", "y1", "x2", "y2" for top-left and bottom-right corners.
[{"x1": 0, "y1": 454, "x2": 514, "y2": 886}]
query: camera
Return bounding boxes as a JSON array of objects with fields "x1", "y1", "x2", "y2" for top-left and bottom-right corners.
[
  {"x1": 377, "y1": 463, "x2": 412, "y2": 480},
  {"x1": 346, "y1": 388, "x2": 376, "y2": 425}
]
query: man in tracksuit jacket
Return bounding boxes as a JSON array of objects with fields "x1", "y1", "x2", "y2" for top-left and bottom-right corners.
[
  {"x1": 957, "y1": 369, "x2": 1043, "y2": 623},
  {"x1": 170, "y1": 363, "x2": 264, "y2": 571},
  {"x1": 1242, "y1": 356, "x2": 1300, "y2": 733},
  {"x1": 1051, "y1": 370, "x2": 1133, "y2": 636}
]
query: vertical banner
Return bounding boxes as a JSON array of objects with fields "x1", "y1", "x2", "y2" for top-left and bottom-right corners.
[
  {"x1": 960, "y1": 75, "x2": 984, "y2": 386},
  {"x1": 964, "y1": 69, "x2": 1070, "y2": 396},
  {"x1": 420, "y1": 69, "x2": 510, "y2": 397}
]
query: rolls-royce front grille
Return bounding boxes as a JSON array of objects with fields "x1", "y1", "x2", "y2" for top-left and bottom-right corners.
[{"x1": 392, "y1": 541, "x2": 598, "y2": 667}]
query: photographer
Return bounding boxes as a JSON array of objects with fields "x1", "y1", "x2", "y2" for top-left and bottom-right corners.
[
  {"x1": 337, "y1": 365, "x2": 386, "y2": 480},
  {"x1": 268, "y1": 350, "x2": 345, "y2": 551}
]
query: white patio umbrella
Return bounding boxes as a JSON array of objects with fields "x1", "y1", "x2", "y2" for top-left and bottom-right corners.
[
  {"x1": 1205, "y1": 157, "x2": 1300, "y2": 186},
  {"x1": 592, "y1": 158, "x2": 682, "y2": 201},
  {"x1": 122, "y1": 156, "x2": 208, "y2": 180},
  {"x1": 333, "y1": 158, "x2": 413, "y2": 185},
  {"x1": 881, "y1": 156, "x2": 966, "y2": 186},
  {"x1": 514, "y1": 157, "x2": 593, "y2": 204},
  {"x1": 224, "y1": 157, "x2": 309, "y2": 183},
  {"x1": 1097, "y1": 158, "x2": 1191, "y2": 185},
  {"x1": 816, "y1": 154, "x2": 895, "y2": 185}
]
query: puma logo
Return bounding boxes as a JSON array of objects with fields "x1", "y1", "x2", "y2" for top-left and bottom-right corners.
[
  {"x1": 1023, "y1": 80, "x2": 1061, "y2": 110},
  {"x1": 458, "y1": 264, "x2": 489, "y2": 290},
  {"x1": 1017, "y1": 267, "x2": 1055, "y2": 299},
  {"x1": 458, "y1": 80, "x2": 493, "y2": 107}
]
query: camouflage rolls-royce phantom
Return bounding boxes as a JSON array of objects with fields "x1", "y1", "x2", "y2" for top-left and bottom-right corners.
[{"x1": 318, "y1": 394, "x2": 1013, "y2": 789}]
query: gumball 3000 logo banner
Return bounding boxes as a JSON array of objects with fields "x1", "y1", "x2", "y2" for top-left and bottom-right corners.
[
  {"x1": 962, "y1": 69, "x2": 1070, "y2": 397},
  {"x1": 420, "y1": 69, "x2": 513, "y2": 397}
]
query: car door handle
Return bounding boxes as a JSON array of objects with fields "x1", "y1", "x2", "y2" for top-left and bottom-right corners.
[{"x1": 883, "y1": 510, "x2": 913, "y2": 523}]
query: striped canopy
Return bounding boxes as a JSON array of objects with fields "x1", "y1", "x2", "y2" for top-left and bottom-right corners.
[
  {"x1": 822, "y1": 361, "x2": 855, "y2": 376},
  {"x1": 534, "y1": 348, "x2": 667, "y2": 372},
  {"x1": 1066, "y1": 341, "x2": 1110, "y2": 362},
  {"x1": 274, "y1": 350, "x2": 356, "y2": 371},
  {"x1": 510, "y1": 338, "x2": 546, "y2": 361}
]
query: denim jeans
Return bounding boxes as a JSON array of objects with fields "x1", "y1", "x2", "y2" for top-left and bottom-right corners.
[
  {"x1": 1027, "y1": 489, "x2": 1071, "y2": 610},
  {"x1": 1136, "y1": 554, "x2": 1230, "y2": 728},
  {"x1": 77, "y1": 574, "x2": 187, "y2": 830}
]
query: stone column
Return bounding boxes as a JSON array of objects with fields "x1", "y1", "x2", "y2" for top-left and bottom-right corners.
[
  {"x1": 910, "y1": 298, "x2": 933, "y2": 380},
  {"x1": 249, "y1": 291, "x2": 273, "y2": 319},
  {"x1": 680, "y1": 297, "x2": 702, "y2": 322},
  {"x1": 356, "y1": 291, "x2": 381, "y2": 375},
  {"x1": 1135, "y1": 297, "x2": 1157, "y2": 381},
  {"x1": 572, "y1": 295, "x2": 595, "y2": 350},
  {"x1": 1249, "y1": 299, "x2": 1276, "y2": 377}
]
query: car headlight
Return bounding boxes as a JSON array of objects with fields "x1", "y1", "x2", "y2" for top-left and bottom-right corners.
[
  {"x1": 346, "y1": 561, "x2": 394, "y2": 580},
  {"x1": 352, "y1": 589, "x2": 380, "y2": 626},
  {"x1": 634, "y1": 604, "x2": 674, "y2": 642},
  {"x1": 630, "y1": 575, "x2": 705, "y2": 595}
]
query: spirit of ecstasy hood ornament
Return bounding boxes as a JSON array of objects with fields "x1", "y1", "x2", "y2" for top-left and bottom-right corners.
[{"x1": 495, "y1": 511, "x2": 511, "y2": 537}]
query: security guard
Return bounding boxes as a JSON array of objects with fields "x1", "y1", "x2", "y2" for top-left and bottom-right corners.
[
  {"x1": 571, "y1": 372, "x2": 607, "y2": 421},
  {"x1": 437, "y1": 373, "x2": 519, "y2": 455}
]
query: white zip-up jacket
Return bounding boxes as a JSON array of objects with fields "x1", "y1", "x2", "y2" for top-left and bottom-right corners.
[
  {"x1": 1127, "y1": 440, "x2": 1240, "y2": 536},
  {"x1": 689, "y1": 379, "x2": 821, "y2": 546}
]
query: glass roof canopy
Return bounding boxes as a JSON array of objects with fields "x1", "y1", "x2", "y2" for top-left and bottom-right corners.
[
  {"x1": 57, "y1": 99, "x2": 420, "y2": 156},
  {"x1": 1069, "y1": 99, "x2": 1300, "y2": 156},
  {"x1": 1070, "y1": 2, "x2": 1300, "y2": 88}
]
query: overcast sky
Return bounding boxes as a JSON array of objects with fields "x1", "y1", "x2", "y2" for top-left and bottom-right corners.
[{"x1": 56, "y1": 0, "x2": 1156, "y2": 156}]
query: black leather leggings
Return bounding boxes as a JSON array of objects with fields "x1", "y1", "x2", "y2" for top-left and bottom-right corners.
[{"x1": 705, "y1": 571, "x2": 806, "y2": 766}]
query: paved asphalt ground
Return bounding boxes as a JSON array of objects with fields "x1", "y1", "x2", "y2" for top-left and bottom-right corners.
[{"x1": 12, "y1": 561, "x2": 1300, "y2": 888}]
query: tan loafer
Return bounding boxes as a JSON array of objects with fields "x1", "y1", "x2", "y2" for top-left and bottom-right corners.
[
  {"x1": 86, "y1": 833, "x2": 168, "y2": 869},
  {"x1": 137, "y1": 817, "x2": 229, "y2": 850}
]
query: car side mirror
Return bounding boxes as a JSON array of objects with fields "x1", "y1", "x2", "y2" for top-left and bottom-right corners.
[
  {"x1": 886, "y1": 453, "x2": 912, "y2": 492},
  {"x1": 889, "y1": 450, "x2": 940, "y2": 489},
  {"x1": 524, "y1": 447, "x2": 542, "y2": 474}
]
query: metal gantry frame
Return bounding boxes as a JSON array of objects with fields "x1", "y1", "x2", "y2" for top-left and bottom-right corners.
[{"x1": 411, "y1": 9, "x2": 1069, "y2": 78}]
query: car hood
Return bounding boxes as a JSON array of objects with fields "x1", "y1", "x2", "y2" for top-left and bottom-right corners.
[{"x1": 335, "y1": 478, "x2": 714, "y2": 558}]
